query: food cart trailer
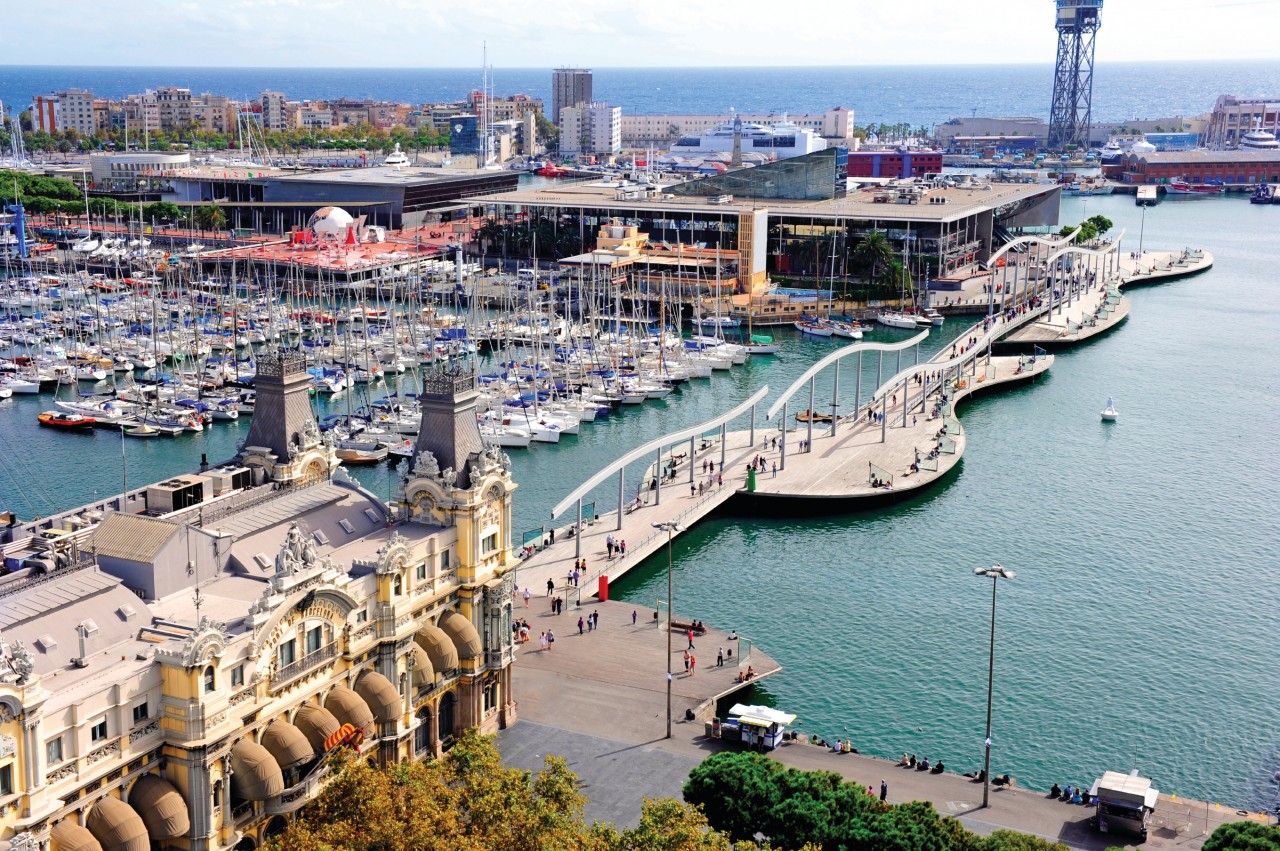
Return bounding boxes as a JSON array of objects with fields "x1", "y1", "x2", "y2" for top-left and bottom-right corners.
[
  {"x1": 1090, "y1": 770, "x2": 1160, "y2": 840},
  {"x1": 718, "y1": 704, "x2": 796, "y2": 751}
]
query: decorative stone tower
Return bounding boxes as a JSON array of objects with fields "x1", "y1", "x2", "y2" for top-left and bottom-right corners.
[
  {"x1": 395, "y1": 366, "x2": 518, "y2": 730},
  {"x1": 238, "y1": 349, "x2": 337, "y2": 485}
]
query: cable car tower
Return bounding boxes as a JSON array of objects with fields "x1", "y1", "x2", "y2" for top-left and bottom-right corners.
[{"x1": 1048, "y1": 0, "x2": 1102, "y2": 151}]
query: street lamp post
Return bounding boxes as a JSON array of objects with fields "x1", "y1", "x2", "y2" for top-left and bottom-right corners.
[
  {"x1": 654, "y1": 521, "x2": 681, "y2": 739},
  {"x1": 974, "y1": 563, "x2": 1016, "y2": 809},
  {"x1": 1138, "y1": 204, "x2": 1147, "y2": 257}
]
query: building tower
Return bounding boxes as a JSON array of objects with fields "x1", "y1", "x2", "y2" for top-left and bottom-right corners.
[
  {"x1": 1048, "y1": 0, "x2": 1102, "y2": 151},
  {"x1": 238, "y1": 348, "x2": 338, "y2": 484},
  {"x1": 552, "y1": 68, "x2": 592, "y2": 125}
]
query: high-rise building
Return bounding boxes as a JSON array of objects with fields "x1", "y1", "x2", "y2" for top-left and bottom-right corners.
[
  {"x1": 559, "y1": 102, "x2": 621, "y2": 158},
  {"x1": 30, "y1": 95, "x2": 57, "y2": 133},
  {"x1": 56, "y1": 89, "x2": 96, "y2": 136},
  {"x1": 552, "y1": 68, "x2": 592, "y2": 124},
  {"x1": 260, "y1": 90, "x2": 288, "y2": 132},
  {"x1": 154, "y1": 86, "x2": 193, "y2": 131}
]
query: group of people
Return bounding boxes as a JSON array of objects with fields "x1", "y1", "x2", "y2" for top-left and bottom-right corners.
[
  {"x1": 897, "y1": 754, "x2": 946, "y2": 775},
  {"x1": 1048, "y1": 783, "x2": 1091, "y2": 805},
  {"x1": 733, "y1": 665, "x2": 756, "y2": 683},
  {"x1": 512, "y1": 618, "x2": 533, "y2": 644},
  {"x1": 576, "y1": 610, "x2": 602, "y2": 634},
  {"x1": 605, "y1": 535, "x2": 627, "y2": 559}
]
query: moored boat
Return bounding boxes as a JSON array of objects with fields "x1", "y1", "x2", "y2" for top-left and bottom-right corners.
[
  {"x1": 38, "y1": 410, "x2": 96, "y2": 430},
  {"x1": 1101, "y1": 397, "x2": 1118, "y2": 422}
]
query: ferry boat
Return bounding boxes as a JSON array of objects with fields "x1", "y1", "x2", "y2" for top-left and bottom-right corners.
[{"x1": 1164, "y1": 180, "x2": 1223, "y2": 197}]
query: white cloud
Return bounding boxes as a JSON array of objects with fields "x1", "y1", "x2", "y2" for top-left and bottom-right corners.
[{"x1": 2, "y1": 0, "x2": 1278, "y2": 65}]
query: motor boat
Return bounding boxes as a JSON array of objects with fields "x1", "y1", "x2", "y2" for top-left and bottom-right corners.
[
  {"x1": 1101, "y1": 397, "x2": 1118, "y2": 422},
  {"x1": 877, "y1": 311, "x2": 921, "y2": 330}
]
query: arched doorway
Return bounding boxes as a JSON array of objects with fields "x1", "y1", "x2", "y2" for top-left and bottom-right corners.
[
  {"x1": 235, "y1": 838, "x2": 257, "y2": 851},
  {"x1": 414, "y1": 706, "x2": 431, "y2": 755},
  {"x1": 265, "y1": 816, "x2": 289, "y2": 838},
  {"x1": 438, "y1": 692, "x2": 456, "y2": 744}
]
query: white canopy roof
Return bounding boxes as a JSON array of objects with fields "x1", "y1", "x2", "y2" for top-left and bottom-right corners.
[{"x1": 728, "y1": 704, "x2": 796, "y2": 727}]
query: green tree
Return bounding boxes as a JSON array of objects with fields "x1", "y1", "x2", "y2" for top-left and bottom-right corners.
[
  {"x1": 851, "y1": 231, "x2": 894, "y2": 284},
  {"x1": 142, "y1": 201, "x2": 183, "y2": 224},
  {"x1": 607, "y1": 798, "x2": 734, "y2": 851},
  {"x1": 1086, "y1": 214, "x2": 1114, "y2": 235},
  {"x1": 1202, "y1": 821, "x2": 1280, "y2": 851},
  {"x1": 684, "y1": 751, "x2": 784, "y2": 843},
  {"x1": 193, "y1": 203, "x2": 227, "y2": 232},
  {"x1": 974, "y1": 829, "x2": 1070, "y2": 851}
]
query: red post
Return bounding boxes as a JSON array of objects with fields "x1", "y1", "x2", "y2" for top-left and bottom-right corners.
[{"x1": 597, "y1": 575, "x2": 609, "y2": 601}]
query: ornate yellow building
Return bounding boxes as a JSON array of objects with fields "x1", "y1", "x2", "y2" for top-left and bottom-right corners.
[{"x1": 0, "y1": 358, "x2": 517, "y2": 851}]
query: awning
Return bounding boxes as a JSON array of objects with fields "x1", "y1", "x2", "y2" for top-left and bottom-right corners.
[
  {"x1": 355, "y1": 670, "x2": 402, "y2": 724},
  {"x1": 50, "y1": 820, "x2": 104, "y2": 851},
  {"x1": 409, "y1": 642, "x2": 435, "y2": 687},
  {"x1": 728, "y1": 704, "x2": 796, "y2": 727},
  {"x1": 294, "y1": 703, "x2": 342, "y2": 752},
  {"x1": 85, "y1": 796, "x2": 149, "y2": 851},
  {"x1": 230, "y1": 738, "x2": 285, "y2": 801},
  {"x1": 416, "y1": 624, "x2": 458, "y2": 673},
  {"x1": 127, "y1": 775, "x2": 190, "y2": 840},
  {"x1": 324, "y1": 685, "x2": 375, "y2": 733},
  {"x1": 261, "y1": 718, "x2": 315, "y2": 769},
  {"x1": 438, "y1": 611, "x2": 483, "y2": 660},
  {"x1": 323, "y1": 722, "x2": 364, "y2": 750}
]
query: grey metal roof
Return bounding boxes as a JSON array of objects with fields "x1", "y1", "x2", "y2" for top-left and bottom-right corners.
[
  {"x1": 209, "y1": 484, "x2": 348, "y2": 540},
  {"x1": 0, "y1": 568, "x2": 122, "y2": 631},
  {"x1": 89, "y1": 513, "x2": 180, "y2": 564}
]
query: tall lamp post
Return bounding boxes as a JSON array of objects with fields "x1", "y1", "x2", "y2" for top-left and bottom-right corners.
[
  {"x1": 974, "y1": 563, "x2": 1016, "y2": 809},
  {"x1": 1138, "y1": 203, "x2": 1147, "y2": 257},
  {"x1": 654, "y1": 521, "x2": 681, "y2": 739}
]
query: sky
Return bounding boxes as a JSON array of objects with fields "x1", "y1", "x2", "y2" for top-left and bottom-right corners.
[{"x1": 3, "y1": 0, "x2": 1279, "y2": 67}]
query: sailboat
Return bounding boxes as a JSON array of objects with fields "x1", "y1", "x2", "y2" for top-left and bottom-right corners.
[{"x1": 1100, "y1": 397, "x2": 1118, "y2": 422}]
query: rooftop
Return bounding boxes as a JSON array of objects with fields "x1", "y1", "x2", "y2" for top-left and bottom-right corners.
[
  {"x1": 474, "y1": 179, "x2": 1058, "y2": 225},
  {"x1": 1126, "y1": 149, "x2": 1280, "y2": 163}
]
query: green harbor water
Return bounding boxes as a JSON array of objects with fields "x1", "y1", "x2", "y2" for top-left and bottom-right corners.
[{"x1": 2, "y1": 193, "x2": 1277, "y2": 810}]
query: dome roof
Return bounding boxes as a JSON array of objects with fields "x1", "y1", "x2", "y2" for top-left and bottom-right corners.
[{"x1": 309, "y1": 206, "x2": 354, "y2": 236}]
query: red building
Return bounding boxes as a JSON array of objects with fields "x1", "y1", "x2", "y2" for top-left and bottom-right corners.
[
  {"x1": 1110, "y1": 150, "x2": 1280, "y2": 186},
  {"x1": 847, "y1": 150, "x2": 943, "y2": 179}
]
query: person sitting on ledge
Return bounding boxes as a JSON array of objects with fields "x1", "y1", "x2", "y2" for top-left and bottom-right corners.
[
  {"x1": 918, "y1": 757, "x2": 930, "y2": 772},
  {"x1": 931, "y1": 762, "x2": 945, "y2": 774},
  {"x1": 899, "y1": 753, "x2": 911, "y2": 766},
  {"x1": 1050, "y1": 783, "x2": 1062, "y2": 799},
  {"x1": 1061, "y1": 785, "x2": 1073, "y2": 801}
]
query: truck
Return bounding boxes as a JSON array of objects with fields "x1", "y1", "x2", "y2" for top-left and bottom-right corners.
[{"x1": 1090, "y1": 770, "x2": 1159, "y2": 840}]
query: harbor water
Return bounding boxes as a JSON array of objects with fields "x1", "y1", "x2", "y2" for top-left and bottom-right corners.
[{"x1": 2, "y1": 194, "x2": 1278, "y2": 810}]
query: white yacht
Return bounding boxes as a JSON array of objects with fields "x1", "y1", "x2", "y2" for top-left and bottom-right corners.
[
  {"x1": 1239, "y1": 120, "x2": 1280, "y2": 151},
  {"x1": 383, "y1": 142, "x2": 412, "y2": 168},
  {"x1": 670, "y1": 114, "x2": 828, "y2": 160}
]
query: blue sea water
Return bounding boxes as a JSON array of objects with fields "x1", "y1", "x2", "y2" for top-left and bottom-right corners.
[{"x1": 3, "y1": 60, "x2": 1280, "y2": 126}]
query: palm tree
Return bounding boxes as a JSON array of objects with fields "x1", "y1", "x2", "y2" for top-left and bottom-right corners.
[
  {"x1": 194, "y1": 203, "x2": 226, "y2": 233},
  {"x1": 851, "y1": 231, "x2": 893, "y2": 285}
]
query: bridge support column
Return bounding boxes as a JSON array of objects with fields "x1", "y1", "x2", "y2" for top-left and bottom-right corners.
[
  {"x1": 855, "y1": 351, "x2": 863, "y2": 422},
  {"x1": 806, "y1": 377, "x2": 814, "y2": 452},
  {"x1": 877, "y1": 350, "x2": 883, "y2": 389},
  {"x1": 575, "y1": 499, "x2": 583, "y2": 560},
  {"x1": 720, "y1": 423, "x2": 727, "y2": 468},
  {"x1": 780, "y1": 402, "x2": 787, "y2": 471},
  {"x1": 830, "y1": 360, "x2": 840, "y2": 437},
  {"x1": 655, "y1": 447, "x2": 662, "y2": 506},
  {"x1": 617, "y1": 469, "x2": 624, "y2": 532},
  {"x1": 689, "y1": 437, "x2": 695, "y2": 485}
]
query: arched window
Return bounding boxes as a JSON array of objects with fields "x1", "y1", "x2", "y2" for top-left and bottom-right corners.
[
  {"x1": 204, "y1": 665, "x2": 216, "y2": 693},
  {"x1": 414, "y1": 707, "x2": 431, "y2": 754},
  {"x1": 438, "y1": 692, "x2": 456, "y2": 743},
  {"x1": 393, "y1": 575, "x2": 403, "y2": 596}
]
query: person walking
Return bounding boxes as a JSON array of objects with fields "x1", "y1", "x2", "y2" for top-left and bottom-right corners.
[
  {"x1": 687, "y1": 627, "x2": 695, "y2": 649},
  {"x1": 690, "y1": 483, "x2": 696, "y2": 498},
  {"x1": 577, "y1": 616, "x2": 585, "y2": 635},
  {"x1": 546, "y1": 578, "x2": 554, "y2": 597},
  {"x1": 591, "y1": 610, "x2": 600, "y2": 629},
  {"x1": 632, "y1": 609, "x2": 637, "y2": 625},
  {"x1": 880, "y1": 780, "x2": 888, "y2": 802},
  {"x1": 539, "y1": 631, "x2": 548, "y2": 651},
  {"x1": 717, "y1": 647, "x2": 724, "y2": 667},
  {"x1": 546, "y1": 629, "x2": 555, "y2": 650},
  {"x1": 620, "y1": 540, "x2": 626, "y2": 556},
  {"x1": 523, "y1": 587, "x2": 530, "y2": 608},
  {"x1": 683, "y1": 649, "x2": 690, "y2": 673},
  {"x1": 689, "y1": 654, "x2": 696, "y2": 676}
]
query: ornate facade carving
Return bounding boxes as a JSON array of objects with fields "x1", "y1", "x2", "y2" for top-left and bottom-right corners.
[
  {"x1": 373, "y1": 532, "x2": 413, "y2": 576},
  {"x1": 129, "y1": 720, "x2": 160, "y2": 742},
  {"x1": 85, "y1": 739, "x2": 120, "y2": 765},
  {"x1": 8, "y1": 640, "x2": 34, "y2": 683}
]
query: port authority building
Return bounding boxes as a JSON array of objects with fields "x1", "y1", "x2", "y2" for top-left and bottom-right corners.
[
  {"x1": 0, "y1": 355, "x2": 519, "y2": 850},
  {"x1": 473, "y1": 149, "x2": 1061, "y2": 289}
]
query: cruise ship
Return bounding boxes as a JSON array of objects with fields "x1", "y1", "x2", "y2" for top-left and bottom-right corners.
[{"x1": 669, "y1": 114, "x2": 828, "y2": 160}]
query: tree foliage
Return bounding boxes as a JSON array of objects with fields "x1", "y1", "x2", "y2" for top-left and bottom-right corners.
[
  {"x1": 684, "y1": 751, "x2": 1068, "y2": 851},
  {"x1": 1202, "y1": 821, "x2": 1280, "y2": 851}
]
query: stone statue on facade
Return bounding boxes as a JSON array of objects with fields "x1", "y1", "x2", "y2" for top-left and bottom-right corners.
[
  {"x1": 412, "y1": 449, "x2": 440, "y2": 479},
  {"x1": 8, "y1": 640, "x2": 35, "y2": 684}
]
